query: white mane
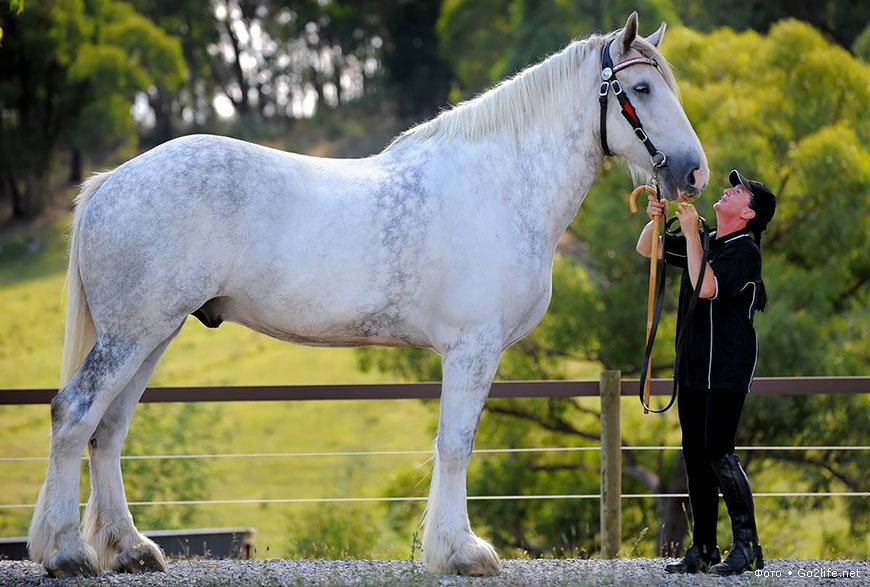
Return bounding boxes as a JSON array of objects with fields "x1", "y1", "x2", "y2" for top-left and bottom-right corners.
[{"x1": 387, "y1": 33, "x2": 679, "y2": 149}]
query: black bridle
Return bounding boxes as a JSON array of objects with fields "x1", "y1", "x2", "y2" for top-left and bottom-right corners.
[
  {"x1": 597, "y1": 39, "x2": 711, "y2": 413},
  {"x1": 598, "y1": 39, "x2": 681, "y2": 193}
]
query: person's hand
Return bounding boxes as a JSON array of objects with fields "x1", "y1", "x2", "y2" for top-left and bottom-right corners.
[
  {"x1": 646, "y1": 193, "x2": 666, "y2": 220},
  {"x1": 675, "y1": 202, "x2": 699, "y2": 234}
]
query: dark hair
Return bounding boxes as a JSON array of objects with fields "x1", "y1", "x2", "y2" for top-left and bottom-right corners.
[
  {"x1": 729, "y1": 170, "x2": 776, "y2": 312},
  {"x1": 747, "y1": 191, "x2": 774, "y2": 312},
  {"x1": 746, "y1": 185, "x2": 776, "y2": 249}
]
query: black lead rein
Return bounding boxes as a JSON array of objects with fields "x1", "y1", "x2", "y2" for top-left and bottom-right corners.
[{"x1": 638, "y1": 214, "x2": 711, "y2": 413}]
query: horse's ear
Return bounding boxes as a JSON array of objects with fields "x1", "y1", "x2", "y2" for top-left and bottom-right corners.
[
  {"x1": 616, "y1": 12, "x2": 639, "y2": 53},
  {"x1": 647, "y1": 22, "x2": 666, "y2": 48}
]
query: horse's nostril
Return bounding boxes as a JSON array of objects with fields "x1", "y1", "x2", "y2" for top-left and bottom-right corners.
[{"x1": 686, "y1": 167, "x2": 699, "y2": 187}]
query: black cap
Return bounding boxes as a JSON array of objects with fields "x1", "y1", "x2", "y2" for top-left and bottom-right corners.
[{"x1": 729, "y1": 169, "x2": 776, "y2": 233}]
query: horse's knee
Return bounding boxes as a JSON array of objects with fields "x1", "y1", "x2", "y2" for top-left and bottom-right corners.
[
  {"x1": 50, "y1": 388, "x2": 98, "y2": 446},
  {"x1": 52, "y1": 338, "x2": 144, "y2": 439}
]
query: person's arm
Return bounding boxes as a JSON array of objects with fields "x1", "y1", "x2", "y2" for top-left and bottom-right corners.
[
  {"x1": 675, "y1": 203, "x2": 716, "y2": 298},
  {"x1": 635, "y1": 193, "x2": 665, "y2": 258}
]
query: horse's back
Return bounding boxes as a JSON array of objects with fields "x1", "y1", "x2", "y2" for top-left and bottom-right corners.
[
  {"x1": 76, "y1": 133, "x2": 552, "y2": 352},
  {"x1": 77, "y1": 134, "x2": 430, "y2": 345}
]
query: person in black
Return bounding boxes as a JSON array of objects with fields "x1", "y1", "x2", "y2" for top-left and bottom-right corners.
[{"x1": 635, "y1": 169, "x2": 776, "y2": 576}]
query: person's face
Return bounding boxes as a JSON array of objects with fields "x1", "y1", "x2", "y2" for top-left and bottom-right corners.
[{"x1": 713, "y1": 183, "x2": 756, "y2": 222}]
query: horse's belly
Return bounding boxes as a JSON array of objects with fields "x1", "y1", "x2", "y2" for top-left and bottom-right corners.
[{"x1": 211, "y1": 295, "x2": 424, "y2": 348}]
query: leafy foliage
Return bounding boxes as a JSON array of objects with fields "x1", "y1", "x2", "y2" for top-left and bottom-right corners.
[
  {"x1": 0, "y1": 0, "x2": 187, "y2": 217},
  {"x1": 438, "y1": 0, "x2": 678, "y2": 102},
  {"x1": 285, "y1": 463, "x2": 386, "y2": 559}
]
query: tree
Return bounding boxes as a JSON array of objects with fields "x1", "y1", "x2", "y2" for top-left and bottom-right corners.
[
  {"x1": 380, "y1": 0, "x2": 452, "y2": 118},
  {"x1": 205, "y1": 0, "x2": 448, "y2": 123},
  {"x1": 66, "y1": 2, "x2": 188, "y2": 178},
  {"x1": 0, "y1": 0, "x2": 23, "y2": 43},
  {"x1": 0, "y1": 0, "x2": 187, "y2": 217},
  {"x1": 131, "y1": 0, "x2": 222, "y2": 141},
  {"x1": 677, "y1": 0, "x2": 870, "y2": 53},
  {"x1": 360, "y1": 20, "x2": 870, "y2": 558},
  {"x1": 437, "y1": 0, "x2": 679, "y2": 101}
]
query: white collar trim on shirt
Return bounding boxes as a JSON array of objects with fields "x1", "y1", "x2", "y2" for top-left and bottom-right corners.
[{"x1": 724, "y1": 233, "x2": 749, "y2": 244}]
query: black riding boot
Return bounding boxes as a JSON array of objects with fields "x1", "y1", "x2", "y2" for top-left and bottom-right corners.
[
  {"x1": 709, "y1": 454, "x2": 765, "y2": 575},
  {"x1": 664, "y1": 543, "x2": 722, "y2": 574}
]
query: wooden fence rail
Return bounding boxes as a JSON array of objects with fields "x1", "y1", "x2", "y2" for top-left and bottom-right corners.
[{"x1": 2, "y1": 376, "x2": 868, "y2": 405}]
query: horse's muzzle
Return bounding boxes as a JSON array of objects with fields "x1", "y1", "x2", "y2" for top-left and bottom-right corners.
[{"x1": 676, "y1": 190, "x2": 701, "y2": 203}]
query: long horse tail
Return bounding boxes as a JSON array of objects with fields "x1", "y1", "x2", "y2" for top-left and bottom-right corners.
[{"x1": 60, "y1": 171, "x2": 113, "y2": 388}]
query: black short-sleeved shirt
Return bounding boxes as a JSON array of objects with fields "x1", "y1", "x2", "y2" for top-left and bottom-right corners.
[{"x1": 663, "y1": 227, "x2": 763, "y2": 392}]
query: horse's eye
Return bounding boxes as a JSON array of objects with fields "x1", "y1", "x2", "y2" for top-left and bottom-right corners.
[{"x1": 634, "y1": 84, "x2": 650, "y2": 94}]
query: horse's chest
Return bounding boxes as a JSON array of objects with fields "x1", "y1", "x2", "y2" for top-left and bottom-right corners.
[{"x1": 501, "y1": 268, "x2": 553, "y2": 346}]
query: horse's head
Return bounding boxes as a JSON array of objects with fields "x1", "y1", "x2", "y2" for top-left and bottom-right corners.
[{"x1": 599, "y1": 12, "x2": 708, "y2": 201}]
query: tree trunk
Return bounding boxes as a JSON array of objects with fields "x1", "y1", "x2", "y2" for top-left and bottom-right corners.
[
  {"x1": 331, "y1": 53, "x2": 342, "y2": 107},
  {"x1": 223, "y1": 5, "x2": 250, "y2": 117},
  {"x1": 69, "y1": 148, "x2": 82, "y2": 184},
  {"x1": 183, "y1": 14, "x2": 201, "y2": 130},
  {"x1": 149, "y1": 87, "x2": 175, "y2": 144},
  {"x1": 257, "y1": 82, "x2": 268, "y2": 117},
  {"x1": 12, "y1": 173, "x2": 48, "y2": 219},
  {"x1": 657, "y1": 455, "x2": 690, "y2": 557},
  {"x1": 2, "y1": 164, "x2": 21, "y2": 216},
  {"x1": 310, "y1": 65, "x2": 324, "y2": 111}
]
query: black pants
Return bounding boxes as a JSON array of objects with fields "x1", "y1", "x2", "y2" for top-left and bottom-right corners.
[{"x1": 678, "y1": 386, "x2": 748, "y2": 548}]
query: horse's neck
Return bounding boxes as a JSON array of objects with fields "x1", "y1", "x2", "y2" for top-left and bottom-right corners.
[
  {"x1": 383, "y1": 120, "x2": 601, "y2": 254},
  {"x1": 381, "y1": 51, "x2": 604, "y2": 252},
  {"x1": 517, "y1": 116, "x2": 603, "y2": 243},
  {"x1": 449, "y1": 109, "x2": 602, "y2": 250}
]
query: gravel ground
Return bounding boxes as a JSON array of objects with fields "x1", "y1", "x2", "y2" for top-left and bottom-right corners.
[{"x1": 1, "y1": 559, "x2": 868, "y2": 586}]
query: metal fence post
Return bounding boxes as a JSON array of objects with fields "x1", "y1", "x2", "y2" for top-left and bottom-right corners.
[{"x1": 599, "y1": 370, "x2": 622, "y2": 558}]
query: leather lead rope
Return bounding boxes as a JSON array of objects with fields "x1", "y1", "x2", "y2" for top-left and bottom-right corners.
[
  {"x1": 638, "y1": 213, "x2": 711, "y2": 413},
  {"x1": 599, "y1": 36, "x2": 712, "y2": 411}
]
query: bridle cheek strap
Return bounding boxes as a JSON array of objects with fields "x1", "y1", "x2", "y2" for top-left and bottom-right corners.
[{"x1": 599, "y1": 40, "x2": 667, "y2": 169}]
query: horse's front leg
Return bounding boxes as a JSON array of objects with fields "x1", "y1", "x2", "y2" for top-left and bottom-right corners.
[{"x1": 423, "y1": 331, "x2": 503, "y2": 576}]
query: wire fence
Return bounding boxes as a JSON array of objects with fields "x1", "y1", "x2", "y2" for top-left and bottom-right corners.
[
  {"x1": 2, "y1": 492, "x2": 870, "y2": 510},
  {"x1": 2, "y1": 444, "x2": 870, "y2": 462},
  {"x1": 1, "y1": 445, "x2": 867, "y2": 509},
  {"x1": 1, "y1": 377, "x2": 868, "y2": 530}
]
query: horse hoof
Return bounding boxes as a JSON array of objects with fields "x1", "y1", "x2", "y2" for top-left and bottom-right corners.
[
  {"x1": 114, "y1": 540, "x2": 168, "y2": 573},
  {"x1": 45, "y1": 546, "x2": 99, "y2": 578},
  {"x1": 451, "y1": 535, "x2": 503, "y2": 576},
  {"x1": 427, "y1": 533, "x2": 503, "y2": 576}
]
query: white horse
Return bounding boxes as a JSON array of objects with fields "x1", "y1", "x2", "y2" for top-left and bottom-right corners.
[{"x1": 30, "y1": 12, "x2": 707, "y2": 577}]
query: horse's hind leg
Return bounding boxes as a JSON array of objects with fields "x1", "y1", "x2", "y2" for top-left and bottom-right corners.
[
  {"x1": 28, "y1": 332, "x2": 174, "y2": 578},
  {"x1": 82, "y1": 328, "x2": 180, "y2": 573},
  {"x1": 423, "y1": 330, "x2": 503, "y2": 576}
]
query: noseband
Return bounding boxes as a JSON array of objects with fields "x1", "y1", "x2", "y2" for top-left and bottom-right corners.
[{"x1": 598, "y1": 39, "x2": 669, "y2": 173}]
